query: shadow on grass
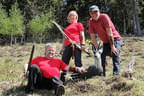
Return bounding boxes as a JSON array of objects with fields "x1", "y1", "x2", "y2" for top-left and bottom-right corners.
[{"x1": 2, "y1": 85, "x2": 55, "y2": 96}]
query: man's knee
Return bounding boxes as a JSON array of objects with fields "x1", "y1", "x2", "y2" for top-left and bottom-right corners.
[
  {"x1": 30, "y1": 64, "x2": 40, "y2": 72},
  {"x1": 28, "y1": 64, "x2": 42, "y2": 85},
  {"x1": 30, "y1": 64, "x2": 42, "y2": 75}
]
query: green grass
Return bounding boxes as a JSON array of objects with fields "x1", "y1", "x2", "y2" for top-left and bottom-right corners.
[{"x1": 0, "y1": 36, "x2": 144, "y2": 96}]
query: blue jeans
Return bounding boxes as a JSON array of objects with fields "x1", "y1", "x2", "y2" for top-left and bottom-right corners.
[{"x1": 101, "y1": 40, "x2": 123, "y2": 76}]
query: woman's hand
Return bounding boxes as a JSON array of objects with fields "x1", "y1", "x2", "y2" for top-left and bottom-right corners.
[
  {"x1": 81, "y1": 44, "x2": 85, "y2": 51},
  {"x1": 60, "y1": 48, "x2": 64, "y2": 55}
]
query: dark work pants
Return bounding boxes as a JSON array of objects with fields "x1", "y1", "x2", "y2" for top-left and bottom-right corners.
[
  {"x1": 101, "y1": 40, "x2": 122, "y2": 76},
  {"x1": 61, "y1": 44, "x2": 82, "y2": 81},
  {"x1": 25, "y1": 64, "x2": 63, "y2": 93},
  {"x1": 62, "y1": 44, "x2": 82, "y2": 67}
]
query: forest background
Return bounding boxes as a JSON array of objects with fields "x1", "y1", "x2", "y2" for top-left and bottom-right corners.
[{"x1": 0, "y1": 0, "x2": 143, "y2": 45}]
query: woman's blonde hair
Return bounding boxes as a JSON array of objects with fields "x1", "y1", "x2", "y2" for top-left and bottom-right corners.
[{"x1": 67, "y1": 10, "x2": 78, "y2": 23}]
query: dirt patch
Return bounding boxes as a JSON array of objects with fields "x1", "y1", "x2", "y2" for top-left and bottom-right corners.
[
  {"x1": 67, "y1": 80, "x2": 98, "y2": 94},
  {"x1": 111, "y1": 80, "x2": 134, "y2": 91},
  {"x1": 105, "y1": 76, "x2": 134, "y2": 91}
]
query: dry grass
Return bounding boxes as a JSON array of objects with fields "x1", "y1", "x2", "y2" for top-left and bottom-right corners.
[{"x1": 0, "y1": 36, "x2": 144, "y2": 96}]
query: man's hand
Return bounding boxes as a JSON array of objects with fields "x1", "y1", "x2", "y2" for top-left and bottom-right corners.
[
  {"x1": 24, "y1": 63, "x2": 29, "y2": 77},
  {"x1": 69, "y1": 66, "x2": 87, "y2": 73},
  {"x1": 106, "y1": 27, "x2": 118, "y2": 55},
  {"x1": 24, "y1": 70, "x2": 29, "y2": 78},
  {"x1": 75, "y1": 67, "x2": 87, "y2": 74},
  {"x1": 111, "y1": 45, "x2": 119, "y2": 55}
]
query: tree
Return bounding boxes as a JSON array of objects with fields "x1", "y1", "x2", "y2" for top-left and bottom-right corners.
[
  {"x1": 0, "y1": 3, "x2": 25, "y2": 45},
  {"x1": 138, "y1": 0, "x2": 144, "y2": 33},
  {"x1": 28, "y1": 9, "x2": 55, "y2": 43},
  {"x1": 9, "y1": 2, "x2": 25, "y2": 45},
  {"x1": 0, "y1": 4, "x2": 9, "y2": 35}
]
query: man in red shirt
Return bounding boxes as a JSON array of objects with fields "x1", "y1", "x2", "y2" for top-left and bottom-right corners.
[
  {"x1": 24, "y1": 43, "x2": 86, "y2": 96},
  {"x1": 88, "y1": 5, "x2": 123, "y2": 76}
]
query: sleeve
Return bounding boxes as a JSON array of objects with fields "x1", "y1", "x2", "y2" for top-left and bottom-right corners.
[
  {"x1": 88, "y1": 19, "x2": 94, "y2": 34},
  {"x1": 60, "y1": 60, "x2": 68, "y2": 71},
  {"x1": 78, "y1": 22, "x2": 84, "y2": 31},
  {"x1": 101, "y1": 14, "x2": 112, "y2": 28}
]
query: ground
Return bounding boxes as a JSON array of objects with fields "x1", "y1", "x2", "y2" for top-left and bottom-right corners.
[{"x1": 0, "y1": 36, "x2": 144, "y2": 96}]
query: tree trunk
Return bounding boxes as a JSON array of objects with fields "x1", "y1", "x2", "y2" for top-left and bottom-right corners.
[
  {"x1": 14, "y1": 36, "x2": 17, "y2": 44},
  {"x1": 123, "y1": 16, "x2": 127, "y2": 34},
  {"x1": 10, "y1": 35, "x2": 13, "y2": 46},
  {"x1": 133, "y1": 15, "x2": 137, "y2": 34},
  {"x1": 132, "y1": 0, "x2": 142, "y2": 36},
  {"x1": 21, "y1": 34, "x2": 25, "y2": 45}
]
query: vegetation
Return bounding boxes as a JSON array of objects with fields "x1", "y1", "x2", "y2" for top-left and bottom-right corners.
[
  {"x1": 28, "y1": 10, "x2": 54, "y2": 43},
  {"x1": 0, "y1": 3, "x2": 24, "y2": 45},
  {"x1": 0, "y1": 37, "x2": 144, "y2": 96}
]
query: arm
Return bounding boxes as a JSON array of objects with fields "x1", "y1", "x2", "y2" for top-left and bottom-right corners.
[
  {"x1": 80, "y1": 31, "x2": 85, "y2": 45},
  {"x1": 89, "y1": 33, "x2": 99, "y2": 49},
  {"x1": 64, "y1": 66, "x2": 86, "y2": 73},
  {"x1": 60, "y1": 38, "x2": 65, "y2": 55},
  {"x1": 24, "y1": 63, "x2": 28, "y2": 77},
  {"x1": 88, "y1": 20, "x2": 99, "y2": 49},
  {"x1": 106, "y1": 27, "x2": 118, "y2": 54},
  {"x1": 80, "y1": 31, "x2": 86, "y2": 50}
]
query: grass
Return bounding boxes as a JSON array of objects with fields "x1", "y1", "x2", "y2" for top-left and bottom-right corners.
[{"x1": 0, "y1": 36, "x2": 144, "y2": 96}]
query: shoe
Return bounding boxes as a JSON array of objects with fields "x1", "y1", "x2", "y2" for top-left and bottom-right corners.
[{"x1": 55, "y1": 85, "x2": 65, "y2": 96}]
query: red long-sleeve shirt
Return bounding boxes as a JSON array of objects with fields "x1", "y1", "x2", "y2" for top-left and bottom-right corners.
[{"x1": 29, "y1": 56, "x2": 67, "y2": 78}]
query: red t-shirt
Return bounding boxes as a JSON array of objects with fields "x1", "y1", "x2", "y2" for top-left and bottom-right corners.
[
  {"x1": 64, "y1": 22, "x2": 84, "y2": 46},
  {"x1": 29, "y1": 57, "x2": 67, "y2": 78},
  {"x1": 88, "y1": 14, "x2": 122, "y2": 44}
]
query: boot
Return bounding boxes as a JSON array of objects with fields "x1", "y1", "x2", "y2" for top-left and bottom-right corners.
[{"x1": 55, "y1": 85, "x2": 65, "y2": 96}]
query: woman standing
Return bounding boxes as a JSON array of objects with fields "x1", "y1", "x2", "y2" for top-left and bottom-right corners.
[{"x1": 60, "y1": 11, "x2": 86, "y2": 82}]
